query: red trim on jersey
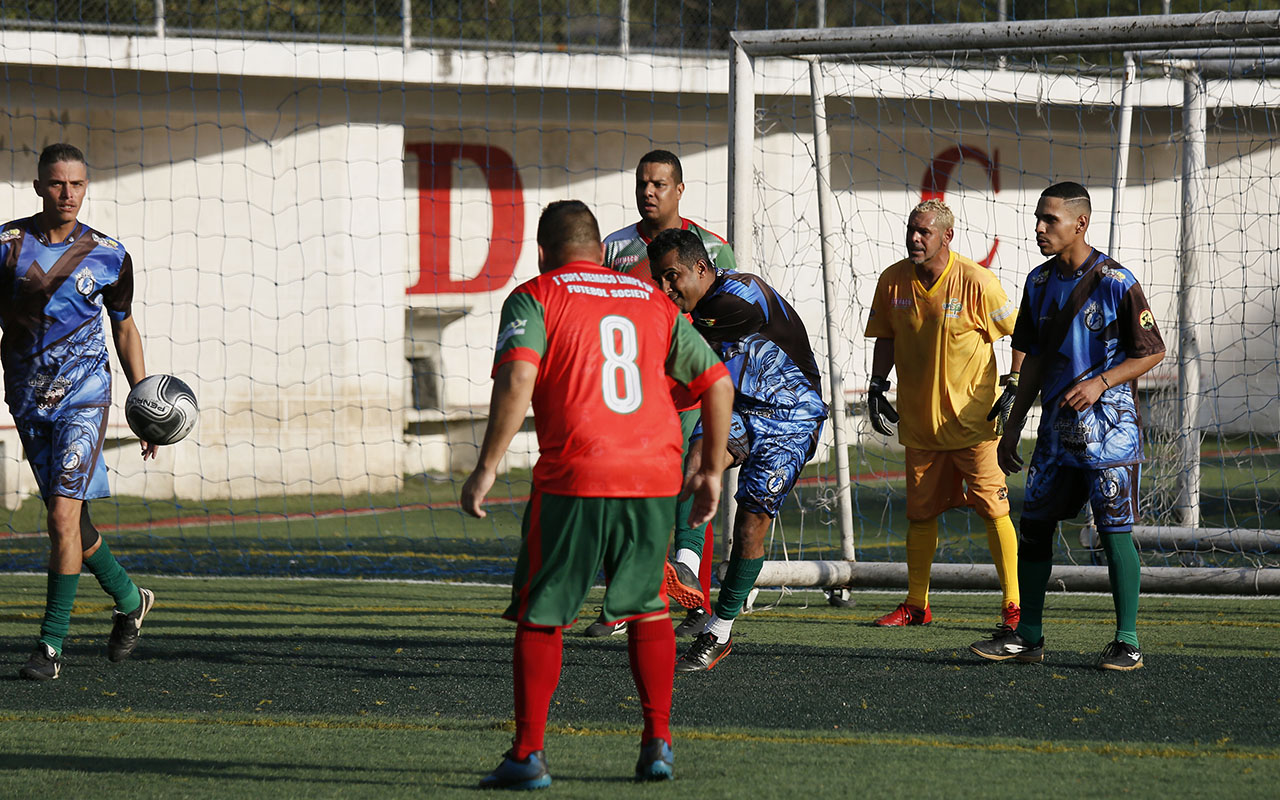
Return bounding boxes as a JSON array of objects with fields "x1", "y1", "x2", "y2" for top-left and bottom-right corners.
[
  {"x1": 684, "y1": 361, "x2": 730, "y2": 400},
  {"x1": 669, "y1": 380, "x2": 700, "y2": 413},
  {"x1": 493, "y1": 346, "x2": 542, "y2": 376},
  {"x1": 633, "y1": 218, "x2": 694, "y2": 245}
]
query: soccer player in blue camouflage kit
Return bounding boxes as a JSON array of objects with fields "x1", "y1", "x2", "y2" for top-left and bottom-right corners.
[
  {"x1": 971, "y1": 182, "x2": 1165, "y2": 671},
  {"x1": 2, "y1": 144, "x2": 158, "y2": 680},
  {"x1": 648, "y1": 228, "x2": 828, "y2": 672},
  {"x1": 600, "y1": 150, "x2": 738, "y2": 639}
]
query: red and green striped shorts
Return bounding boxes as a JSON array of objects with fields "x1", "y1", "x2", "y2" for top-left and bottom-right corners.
[{"x1": 503, "y1": 491, "x2": 676, "y2": 628}]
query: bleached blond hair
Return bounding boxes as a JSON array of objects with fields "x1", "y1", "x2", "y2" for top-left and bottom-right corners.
[{"x1": 911, "y1": 199, "x2": 954, "y2": 232}]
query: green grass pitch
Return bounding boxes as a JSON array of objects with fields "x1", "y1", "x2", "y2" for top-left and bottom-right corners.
[{"x1": 0, "y1": 575, "x2": 1277, "y2": 798}]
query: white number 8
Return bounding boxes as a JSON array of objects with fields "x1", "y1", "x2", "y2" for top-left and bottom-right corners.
[{"x1": 599, "y1": 315, "x2": 642, "y2": 414}]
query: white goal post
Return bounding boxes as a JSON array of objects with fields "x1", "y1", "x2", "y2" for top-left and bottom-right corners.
[{"x1": 728, "y1": 11, "x2": 1280, "y2": 595}]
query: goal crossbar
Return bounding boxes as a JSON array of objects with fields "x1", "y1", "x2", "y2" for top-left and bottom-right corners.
[{"x1": 732, "y1": 11, "x2": 1280, "y2": 58}]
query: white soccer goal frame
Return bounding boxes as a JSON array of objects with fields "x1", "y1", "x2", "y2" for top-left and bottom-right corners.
[{"x1": 727, "y1": 11, "x2": 1280, "y2": 595}]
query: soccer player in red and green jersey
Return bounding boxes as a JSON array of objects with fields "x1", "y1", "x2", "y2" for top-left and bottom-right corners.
[
  {"x1": 601, "y1": 150, "x2": 737, "y2": 637},
  {"x1": 461, "y1": 200, "x2": 733, "y2": 788}
]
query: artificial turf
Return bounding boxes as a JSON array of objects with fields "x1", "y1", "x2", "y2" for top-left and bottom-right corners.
[{"x1": 0, "y1": 576, "x2": 1276, "y2": 798}]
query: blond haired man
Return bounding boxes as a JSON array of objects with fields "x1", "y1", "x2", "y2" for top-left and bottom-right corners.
[{"x1": 864, "y1": 199, "x2": 1022, "y2": 629}]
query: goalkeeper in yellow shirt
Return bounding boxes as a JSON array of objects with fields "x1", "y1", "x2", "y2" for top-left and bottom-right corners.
[{"x1": 864, "y1": 199, "x2": 1022, "y2": 630}]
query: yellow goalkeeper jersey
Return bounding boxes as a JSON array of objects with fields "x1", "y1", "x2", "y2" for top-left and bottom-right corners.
[{"x1": 864, "y1": 251, "x2": 1017, "y2": 451}]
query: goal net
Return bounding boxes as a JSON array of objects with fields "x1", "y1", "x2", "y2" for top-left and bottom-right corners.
[{"x1": 731, "y1": 12, "x2": 1280, "y2": 593}]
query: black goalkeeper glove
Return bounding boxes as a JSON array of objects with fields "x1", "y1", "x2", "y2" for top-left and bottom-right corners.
[
  {"x1": 987, "y1": 372, "x2": 1019, "y2": 435},
  {"x1": 867, "y1": 376, "x2": 899, "y2": 437}
]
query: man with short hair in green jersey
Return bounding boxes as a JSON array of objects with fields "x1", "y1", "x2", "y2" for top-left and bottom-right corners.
[{"x1": 598, "y1": 149, "x2": 737, "y2": 639}]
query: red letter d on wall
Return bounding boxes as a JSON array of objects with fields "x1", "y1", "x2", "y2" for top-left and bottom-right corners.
[{"x1": 407, "y1": 143, "x2": 525, "y2": 295}]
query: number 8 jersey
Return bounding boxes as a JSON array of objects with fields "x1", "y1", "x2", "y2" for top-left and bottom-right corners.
[{"x1": 493, "y1": 260, "x2": 728, "y2": 497}]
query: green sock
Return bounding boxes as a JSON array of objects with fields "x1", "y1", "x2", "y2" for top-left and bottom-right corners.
[
  {"x1": 672, "y1": 503, "x2": 707, "y2": 556},
  {"x1": 1101, "y1": 531, "x2": 1141, "y2": 648},
  {"x1": 38, "y1": 572, "x2": 81, "y2": 656},
  {"x1": 712, "y1": 555, "x2": 764, "y2": 621},
  {"x1": 83, "y1": 540, "x2": 141, "y2": 614},
  {"x1": 673, "y1": 408, "x2": 706, "y2": 556},
  {"x1": 1014, "y1": 559, "x2": 1053, "y2": 644}
]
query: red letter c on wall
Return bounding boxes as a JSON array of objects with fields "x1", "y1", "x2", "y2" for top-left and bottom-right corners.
[
  {"x1": 406, "y1": 143, "x2": 524, "y2": 294},
  {"x1": 921, "y1": 145, "x2": 1000, "y2": 267}
]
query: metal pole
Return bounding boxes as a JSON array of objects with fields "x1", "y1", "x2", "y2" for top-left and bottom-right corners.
[
  {"x1": 723, "y1": 39, "x2": 757, "y2": 553},
  {"x1": 817, "y1": 0, "x2": 826, "y2": 29},
  {"x1": 996, "y1": 0, "x2": 1008, "y2": 69},
  {"x1": 736, "y1": 560, "x2": 1280, "y2": 594},
  {"x1": 1176, "y1": 70, "x2": 1206, "y2": 528},
  {"x1": 733, "y1": 11, "x2": 1280, "y2": 58},
  {"x1": 1107, "y1": 52, "x2": 1135, "y2": 255},
  {"x1": 155, "y1": 0, "x2": 164, "y2": 38},
  {"x1": 729, "y1": 39, "x2": 755, "y2": 269},
  {"x1": 619, "y1": 0, "x2": 630, "y2": 55},
  {"x1": 808, "y1": 60, "x2": 857, "y2": 562},
  {"x1": 402, "y1": 0, "x2": 412, "y2": 50}
]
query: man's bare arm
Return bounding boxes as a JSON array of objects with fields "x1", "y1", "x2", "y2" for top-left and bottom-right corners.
[
  {"x1": 111, "y1": 316, "x2": 158, "y2": 460},
  {"x1": 460, "y1": 360, "x2": 538, "y2": 518},
  {"x1": 680, "y1": 375, "x2": 734, "y2": 528}
]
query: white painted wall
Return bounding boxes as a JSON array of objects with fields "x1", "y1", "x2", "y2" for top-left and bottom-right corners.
[{"x1": 0, "y1": 37, "x2": 1273, "y2": 508}]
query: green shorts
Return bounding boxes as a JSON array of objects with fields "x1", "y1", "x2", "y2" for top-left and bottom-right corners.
[{"x1": 504, "y1": 490, "x2": 677, "y2": 628}]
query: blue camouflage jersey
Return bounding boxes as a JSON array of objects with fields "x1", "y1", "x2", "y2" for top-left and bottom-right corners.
[
  {"x1": 690, "y1": 268, "x2": 827, "y2": 423},
  {"x1": 1012, "y1": 250, "x2": 1165, "y2": 468},
  {"x1": 0, "y1": 217, "x2": 134, "y2": 421}
]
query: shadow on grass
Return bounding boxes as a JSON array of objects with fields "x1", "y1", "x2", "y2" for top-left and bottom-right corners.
[{"x1": 0, "y1": 752, "x2": 410, "y2": 784}]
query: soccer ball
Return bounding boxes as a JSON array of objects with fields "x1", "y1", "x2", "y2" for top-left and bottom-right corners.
[{"x1": 125, "y1": 375, "x2": 199, "y2": 445}]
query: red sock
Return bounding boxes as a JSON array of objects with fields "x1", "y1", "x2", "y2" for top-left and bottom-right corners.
[
  {"x1": 513, "y1": 623, "x2": 563, "y2": 760},
  {"x1": 627, "y1": 616, "x2": 675, "y2": 745},
  {"x1": 700, "y1": 523, "x2": 715, "y2": 613}
]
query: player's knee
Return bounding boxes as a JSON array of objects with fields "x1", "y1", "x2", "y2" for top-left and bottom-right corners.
[{"x1": 1018, "y1": 518, "x2": 1056, "y2": 561}]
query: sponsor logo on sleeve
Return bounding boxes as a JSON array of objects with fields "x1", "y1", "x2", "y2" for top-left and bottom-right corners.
[
  {"x1": 495, "y1": 318, "x2": 527, "y2": 351},
  {"x1": 0, "y1": 228, "x2": 21, "y2": 242},
  {"x1": 91, "y1": 233, "x2": 120, "y2": 250},
  {"x1": 991, "y1": 300, "x2": 1015, "y2": 322},
  {"x1": 1139, "y1": 309, "x2": 1156, "y2": 330}
]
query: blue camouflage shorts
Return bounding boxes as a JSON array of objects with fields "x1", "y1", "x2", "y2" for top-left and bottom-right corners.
[
  {"x1": 1022, "y1": 454, "x2": 1139, "y2": 533},
  {"x1": 698, "y1": 411, "x2": 823, "y2": 518},
  {"x1": 17, "y1": 406, "x2": 112, "y2": 502}
]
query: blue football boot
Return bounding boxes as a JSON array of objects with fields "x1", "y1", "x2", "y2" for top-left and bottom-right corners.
[
  {"x1": 634, "y1": 738, "x2": 674, "y2": 782},
  {"x1": 479, "y1": 749, "x2": 551, "y2": 790}
]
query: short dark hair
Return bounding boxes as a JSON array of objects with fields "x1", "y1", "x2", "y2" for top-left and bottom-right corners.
[
  {"x1": 637, "y1": 149, "x2": 682, "y2": 184},
  {"x1": 38, "y1": 143, "x2": 87, "y2": 177},
  {"x1": 647, "y1": 227, "x2": 709, "y2": 270},
  {"x1": 1041, "y1": 181, "x2": 1091, "y2": 213},
  {"x1": 537, "y1": 200, "x2": 601, "y2": 255}
]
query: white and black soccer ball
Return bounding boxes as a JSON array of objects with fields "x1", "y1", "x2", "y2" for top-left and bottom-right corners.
[{"x1": 125, "y1": 375, "x2": 199, "y2": 446}]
